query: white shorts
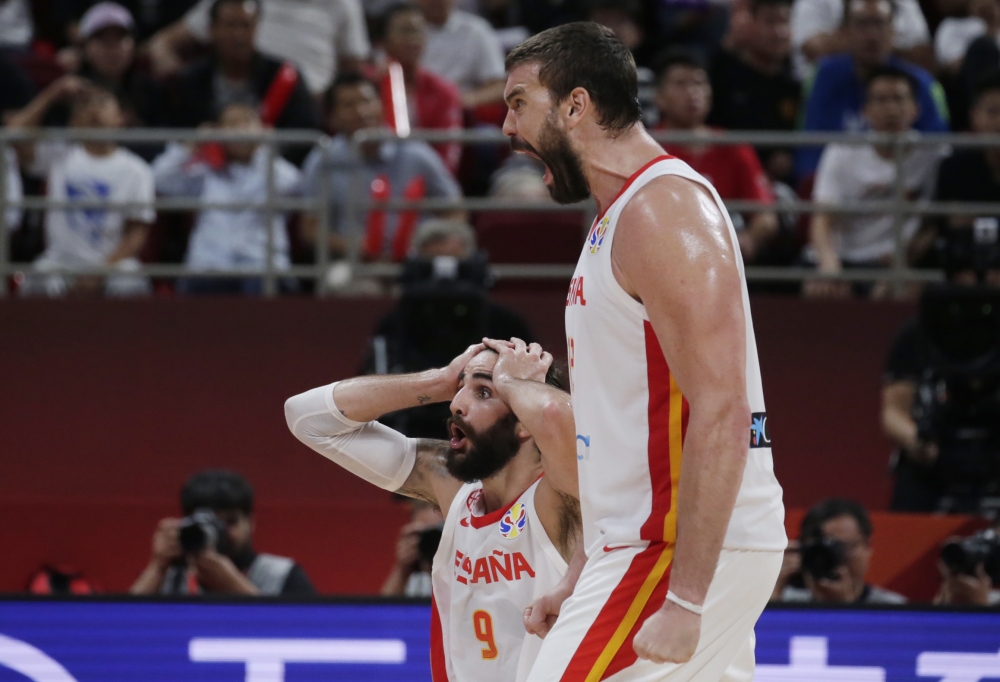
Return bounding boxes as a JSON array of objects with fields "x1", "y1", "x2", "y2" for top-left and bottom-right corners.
[{"x1": 525, "y1": 545, "x2": 782, "y2": 682}]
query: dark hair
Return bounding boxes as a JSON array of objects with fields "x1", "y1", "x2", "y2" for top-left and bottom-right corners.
[
  {"x1": 505, "y1": 22, "x2": 641, "y2": 133},
  {"x1": 972, "y1": 69, "x2": 1000, "y2": 108},
  {"x1": 749, "y1": 0, "x2": 793, "y2": 12},
  {"x1": 844, "y1": 0, "x2": 896, "y2": 23},
  {"x1": 181, "y1": 470, "x2": 255, "y2": 516},
  {"x1": 210, "y1": 0, "x2": 261, "y2": 23},
  {"x1": 864, "y1": 64, "x2": 919, "y2": 100},
  {"x1": 322, "y1": 71, "x2": 379, "y2": 114},
  {"x1": 800, "y1": 498, "x2": 872, "y2": 542},
  {"x1": 654, "y1": 49, "x2": 707, "y2": 86},
  {"x1": 377, "y1": 2, "x2": 423, "y2": 41}
]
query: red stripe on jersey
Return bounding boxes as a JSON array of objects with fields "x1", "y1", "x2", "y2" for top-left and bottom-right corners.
[
  {"x1": 558, "y1": 543, "x2": 673, "y2": 682},
  {"x1": 593, "y1": 155, "x2": 675, "y2": 224},
  {"x1": 467, "y1": 475, "x2": 543, "y2": 529},
  {"x1": 640, "y1": 321, "x2": 683, "y2": 542},
  {"x1": 600, "y1": 561, "x2": 673, "y2": 679},
  {"x1": 430, "y1": 594, "x2": 449, "y2": 682}
]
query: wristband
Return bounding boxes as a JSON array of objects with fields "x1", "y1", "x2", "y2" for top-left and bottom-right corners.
[{"x1": 666, "y1": 590, "x2": 704, "y2": 615}]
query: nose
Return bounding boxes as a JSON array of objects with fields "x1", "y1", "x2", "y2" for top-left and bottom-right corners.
[
  {"x1": 450, "y1": 387, "x2": 468, "y2": 417},
  {"x1": 502, "y1": 108, "x2": 517, "y2": 138}
]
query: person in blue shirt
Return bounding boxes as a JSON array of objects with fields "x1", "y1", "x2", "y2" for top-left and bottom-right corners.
[{"x1": 797, "y1": 0, "x2": 949, "y2": 177}]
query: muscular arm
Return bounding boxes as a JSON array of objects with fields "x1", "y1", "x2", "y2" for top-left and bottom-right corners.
[
  {"x1": 882, "y1": 381, "x2": 917, "y2": 451},
  {"x1": 613, "y1": 177, "x2": 750, "y2": 611}
]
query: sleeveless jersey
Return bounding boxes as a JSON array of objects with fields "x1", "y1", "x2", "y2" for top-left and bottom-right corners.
[
  {"x1": 430, "y1": 478, "x2": 568, "y2": 682},
  {"x1": 564, "y1": 156, "x2": 786, "y2": 556}
]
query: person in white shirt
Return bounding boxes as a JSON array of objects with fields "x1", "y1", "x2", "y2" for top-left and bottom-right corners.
[
  {"x1": 935, "y1": 0, "x2": 999, "y2": 70},
  {"x1": 148, "y1": 0, "x2": 370, "y2": 94},
  {"x1": 791, "y1": 0, "x2": 931, "y2": 78},
  {"x1": 807, "y1": 65, "x2": 944, "y2": 296},
  {"x1": 4, "y1": 148, "x2": 23, "y2": 233},
  {"x1": 9, "y1": 87, "x2": 155, "y2": 297},
  {"x1": 152, "y1": 102, "x2": 302, "y2": 295},
  {"x1": 415, "y1": 0, "x2": 508, "y2": 106}
]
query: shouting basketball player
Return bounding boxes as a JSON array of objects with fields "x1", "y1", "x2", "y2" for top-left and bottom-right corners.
[
  {"x1": 284, "y1": 339, "x2": 581, "y2": 681},
  {"x1": 502, "y1": 22, "x2": 787, "y2": 682}
]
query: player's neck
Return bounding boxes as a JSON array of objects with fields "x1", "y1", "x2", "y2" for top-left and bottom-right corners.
[
  {"x1": 479, "y1": 448, "x2": 543, "y2": 513},
  {"x1": 579, "y1": 125, "x2": 667, "y2": 218}
]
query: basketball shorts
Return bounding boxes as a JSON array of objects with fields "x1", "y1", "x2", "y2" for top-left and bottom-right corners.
[{"x1": 524, "y1": 545, "x2": 782, "y2": 682}]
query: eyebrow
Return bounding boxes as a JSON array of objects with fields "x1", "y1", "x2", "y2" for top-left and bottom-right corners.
[{"x1": 505, "y1": 86, "x2": 525, "y2": 105}]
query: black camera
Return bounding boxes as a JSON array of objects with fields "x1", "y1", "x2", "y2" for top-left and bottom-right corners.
[
  {"x1": 416, "y1": 525, "x2": 443, "y2": 566},
  {"x1": 178, "y1": 509, "x2": 231, "y2": 555},
  {"x1": 800, "y1": 536, "x2": 847, "y2": 581},
  {"x1": 940, "y1": 529, "x2": 1000, "y2": 582}
]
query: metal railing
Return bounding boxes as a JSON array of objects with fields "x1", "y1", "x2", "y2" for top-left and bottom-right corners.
[{"x1": 2, "y1": 126, "x2": 998, "y2": 297}]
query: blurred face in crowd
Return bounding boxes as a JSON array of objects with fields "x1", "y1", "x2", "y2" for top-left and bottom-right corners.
[
  {"x1": 329, "y1": 81, "x2": 383, "y2": 135},
  {"x1": 414, "y1": 0, "x2": 453, "y2": 26},
  {"x1": 969, "y1": 0, "x2": 1000, "y2": 27},
  {"x1": 214, "y1": 507, "x2": 255, "y2": 564},
  {"x1": 847, "y1": 0, "x2": 894, "y2": 68},
  {"x1": 504, "y1": 62, "x2": 592, "y2": 204},
  {"x1": 971, "y1": 88, "x2": 1000, "y2": 134},
  {"x1": 71, "y1": 93, "x2": 125, "y2": 129},
  {"x1": 211, "y1": 0, "x2": 258, "y2": 67},
  {"x1": 219, "y1": 103, "x2": 263, "y2": 163},
  {"x1": 588, "y1": 8, "x2": 643, "y2": 52},
  {"x1": 84, "y1": 26, "x2": 135, "y2": 81},
  {"x1": 384, "y1": 8, "x2": 427, "y2": 70},
  {"x1": 819, "y1": 514, "x2": 872, "y2": 590},
  {"x1": 863, "y1": 77, "x2": 918, "y2": 132},
  {"x1": 748, "y1": 1, "x2": 792, "y2": 64},
  {"x1": 446, "y1": 351, "x2": 529, "y2": 482},
  {"x1": 418, "y1": 235, "x2": 471, "y2": 258},
  {"x1": 655, "y1": 64, "x2": 712, "y2": 130}
]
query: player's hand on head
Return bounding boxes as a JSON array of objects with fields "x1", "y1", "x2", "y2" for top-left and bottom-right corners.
[
  {"x1": 440, "y1": 343, "x2": 486, "y2": 394},
  {"x1": 632, "y1": 602, "x2": 701, "y2": 664},
  {"x1": 484, "y1": 337, "x2": 552, "y2": 386}
]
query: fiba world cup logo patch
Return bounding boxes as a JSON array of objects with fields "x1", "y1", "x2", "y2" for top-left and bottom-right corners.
[
  {"x1": 588, "y1": 217, "x2": 610, "y2": 254},
  {"x1": 499, "y1": 503, "x2": 528, "y2": 539}
]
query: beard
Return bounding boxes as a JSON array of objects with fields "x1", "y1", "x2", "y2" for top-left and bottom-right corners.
[
  {"x1": 511, "y1": 112, "x2": 591, "y2": 204},
  {"x1": 445, "y1": 412, "x2": 521, "y2": 483}
]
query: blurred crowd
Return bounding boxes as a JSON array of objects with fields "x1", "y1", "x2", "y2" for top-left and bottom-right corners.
[{"x1": 0, "y1": 0, "x2": 997, "y2": 297}]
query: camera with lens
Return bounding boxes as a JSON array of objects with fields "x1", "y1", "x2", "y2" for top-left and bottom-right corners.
[
  {"x1": 800, "y1": 535, "x2": 847, "y2": 581},
  {"x1": 940, "y1": 529, "x2": 1000, "y2": 581},
  {"x1": 416, "y1": 525, "x2": 443, "y2": 566},
  {"x1": 178, "y1": 509, "x2": 232, "y2": 555}
]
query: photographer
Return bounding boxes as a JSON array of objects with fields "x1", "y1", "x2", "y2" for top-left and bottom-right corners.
[
  {"x1": 130, "y1": 470, "x2": 315, "y2": 596},
  {"x1": 781, "y1": 498, "x2": 907, "y2": 604},
  {"x1": 882, "y1": 226, "x2": 1000, "y2": 513},
  {"x1": 935, "y1": 523, "x2": 1000, "y2": 606},
  {"x1": 380, "y1": 498, "x2": 443, "y2": 597}
]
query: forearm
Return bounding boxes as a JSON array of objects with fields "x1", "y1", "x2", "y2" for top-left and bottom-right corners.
[
  {"x1": 106, "y1": 225, "x2": 149, "y2": 264},
  {"x1": 494, "y1": 376, "x2": 573, "y2": 447},
  {"x1": 810, "y1": 214, "x2": 840, "y2": 272},
  {"x1": 130, "y1": 561, "x2": 168, "y2": 595},
  {"x1": 747, "y1": 212, "x2": 778, "y2": 246},
  {"x1": 380, "y1": 564, "x2": 413, "y2": 596},
  {"x1": 668, "y1": 401, "x2": 749, "y2": 605},
  {"x1": 334, "y1": 369, "x2": 454, "y2": 423},
  {"x1": 7, "y1": 86, "x2": 62, "y2": 129}
]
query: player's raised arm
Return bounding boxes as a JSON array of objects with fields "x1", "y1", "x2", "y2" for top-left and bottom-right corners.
[
  {"x1": 283, "y1": 344, "x2": 484, "y2": 510},
  {"x1": 614, "y1": 176, "x2": 751, "y2": 664}
]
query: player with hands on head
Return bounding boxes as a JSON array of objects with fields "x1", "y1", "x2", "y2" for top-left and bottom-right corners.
[{"x1": 285, "y1": 338, "x2": 581, "y2": 682}]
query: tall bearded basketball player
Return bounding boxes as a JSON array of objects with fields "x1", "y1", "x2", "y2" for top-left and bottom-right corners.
[
  {"x1": 502, "y1": 22, "x2": 787, "y2": 682},
  {"x1": 285, "y1": 340, "x2": 582, "y2": 681}
]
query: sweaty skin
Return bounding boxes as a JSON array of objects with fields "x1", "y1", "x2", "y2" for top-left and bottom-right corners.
[{"x1": 504, "y1": 60, "x2": 752, "y2": 664}]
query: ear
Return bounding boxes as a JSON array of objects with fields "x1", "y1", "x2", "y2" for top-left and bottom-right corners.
[
  {"x1": 515, "y1": 421, "x2": 532, "y2": 442},
  {"x1": 563, "y1": 87, "x2": 592, "y2": 130}
]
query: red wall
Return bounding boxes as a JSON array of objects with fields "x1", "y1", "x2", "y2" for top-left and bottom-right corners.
[{"x1": 0, "y1": 295, "x2": 915, "y2": 594}]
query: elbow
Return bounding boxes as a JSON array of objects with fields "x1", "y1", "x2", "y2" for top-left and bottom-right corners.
[{"x1": 284, "y1": 393, "x2": 305, "y2": 437}]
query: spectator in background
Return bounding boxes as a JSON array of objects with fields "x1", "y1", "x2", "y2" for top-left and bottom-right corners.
[
  {"x1": 807, "y1": 66, "x2": 944, "y2": 296},
  {"x1": 936, "y1": 0, "x2": 998, "y2": 72},
  {"x1": 148, "y1": 0, "x2": 371, "y2": 95},
  {"x1": 51, "y1": 0, "x2": 200, "y2": 46},
  {"x1": 791, "y1": 0, "x2": 931, "y2": 79},
  {"x1": 780, "y1": 498, "x2": 907, "y2": 604},
  {"x1": 4, "y1": 148, "x2": 23, "y2": 233},
  {"x1": 300, "y1": 73, "x2": 462, "y2": 262},
  {"x1": 131, "y1": 470, "x2": 315, "y2": 596},
  {"x1": 960, "y1": 0, "x2": 1000, "y2": 97},
  {"x1": 708, "y1": 0, "x2": 801, "y2": 184},
  {"x1": 415, "y1": 0, "x2": 507, "y2": 106},
  {"x1": 375, "y1": 3, "x2": 463, "y2": 173},
  {"x1": 651, "y1": 0, "x2": 731, "y2": 66},
  {"x1": 0, "y1": 0, "x2": 34, "y2": 51},
  {"x1": 934, "y1": 521, "x2": 1000, "y2": 606},
  {"x1": 9, "y1": 86, "x2": 155, "y2": 297},
  {"x1": 0, "y1": 51, "x2": 35, "y2": 120},
  {"x1": 655, "y1": 53, "x2": 781, "y2": 264},
  {"x1": 165, "y1": 0, "x2": 320, "y2": 164},
  {"x1": 152, "y1": 103, "x2": 301, "y2": 296},
  {"x1": 910, "y1": 71, "x2": 1000, "y2": 266},
  {"x1": 381, "y1": 498, "x2": 443, "y2": 597},
  {"x1": 797, "y1": 0, "x2": 949, "y2": 178}
]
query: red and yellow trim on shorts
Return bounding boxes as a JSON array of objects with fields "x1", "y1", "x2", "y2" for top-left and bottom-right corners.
[{"x1": 560, "y1": 322, "x2": 689, "y2": 682}]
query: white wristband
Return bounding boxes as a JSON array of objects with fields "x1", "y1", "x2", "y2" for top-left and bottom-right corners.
[{"x1": 666, "y1": 590, "x2": 704, "y2": 616}]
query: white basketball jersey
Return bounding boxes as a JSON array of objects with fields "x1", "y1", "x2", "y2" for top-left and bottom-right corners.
[
  {"x1": 565, "y1": 155, "x2": 786, "y2": 556},
  {"x1": 430, "y1": 478, "x2": 568, "y2": 682}
]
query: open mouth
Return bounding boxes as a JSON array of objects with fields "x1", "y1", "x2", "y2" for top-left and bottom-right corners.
[{"x1": 449, "y1": 422, "x2": 468, "y2": 451}]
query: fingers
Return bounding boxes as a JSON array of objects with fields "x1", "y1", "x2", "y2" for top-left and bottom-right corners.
[
  {"x1": 481, "y1": 338, "x2": 509, "y2": 354},
  {"x1": 528, "y1": 342, "x2": 543, "y2": 357},
  {"x1": 523, "y1": 604, "x2": 552, "y2": 638},
  {"x1": 540, "y1": 351, "x2": 553, "y2": 370},
  {"x1": 511, "y1": 337, "x2": 527, "y2": 353}
]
